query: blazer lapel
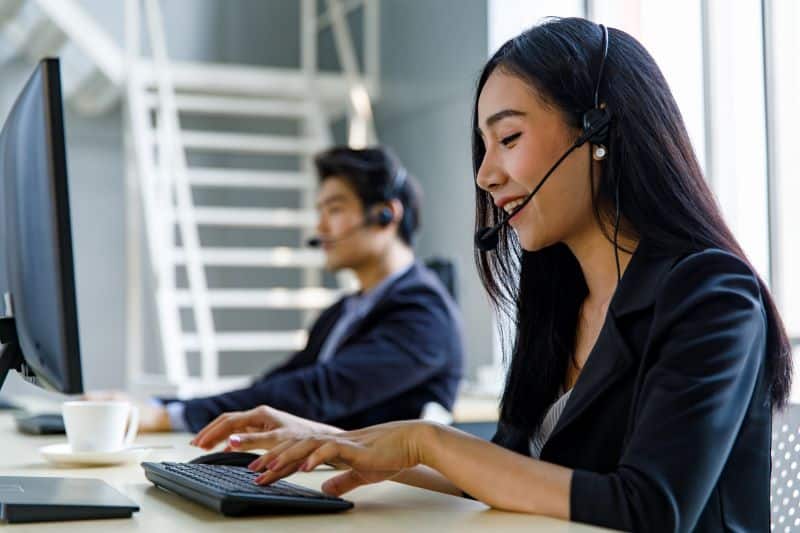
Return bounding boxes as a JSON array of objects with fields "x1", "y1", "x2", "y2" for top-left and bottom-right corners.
[
  {"x1": 296, "y1": 300, "x2": 347, "y2": 366},
  {"x1": 544, "y1": 240, "x2": 682, "y2": 444},
  {"x1": 546, "y1": 312, "x2": 634, "y2": 443},
  {"x1": 329, "y1": 264, "x2": 418, "y2": 351}
]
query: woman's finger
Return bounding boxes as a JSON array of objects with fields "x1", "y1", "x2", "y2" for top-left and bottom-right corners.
[
  {"x1": 248, "y1": 438, "x2": 298, "y2": 471},
  {"x1": 194, "y1": 410, "x2": 267, "y2": 449},
  {"x1": 265, "y1": 438, "x2": 328, "y2": 474},
  {"x1": 228, "y1": 429, "x2": 284, "y2": 452},
  {"x1": 254, "y1": 458, "x2": 305, "y2": 485},
  {"x1": 300, "y1": 440, "x2": 344, "y2": 472},
  {"x1": 321, "y1": 469, "x2": 372, "y2": 496},
  {"x1": 191, "y1": 413, "x2": 239, "y2": 448}
]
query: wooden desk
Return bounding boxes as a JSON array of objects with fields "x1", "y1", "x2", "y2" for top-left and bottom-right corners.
[
  {"x1": 452, "y1": 393, "x2": 500, "y2": 423},
  {"x1": 0, "y1": 413, "x2": 610, "y2": 532}
]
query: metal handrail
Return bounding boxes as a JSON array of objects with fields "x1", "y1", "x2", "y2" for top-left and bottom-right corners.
[
  {"x1": 324, "y1": 0, "x2": 378, "y2": 147},
  {"x1": 141, "y1": 0, "x2": 219, "y2": 383}
]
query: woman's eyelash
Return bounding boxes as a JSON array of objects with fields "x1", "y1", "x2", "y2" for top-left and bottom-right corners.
[{"x1": 501, "y1": 132, "x2": 522, "y2": 146}]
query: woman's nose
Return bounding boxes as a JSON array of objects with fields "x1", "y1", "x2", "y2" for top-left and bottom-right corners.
[{"x1": 476, "y1": 154, "x2": 506, "y2": 192}]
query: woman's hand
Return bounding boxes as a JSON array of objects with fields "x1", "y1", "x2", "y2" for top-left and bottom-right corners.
[
  {"x1": 248, "y1": 420, "x2": 437, "y2": 496},
  {"x1": 190, "y1": 405, "x2": 341, "y2": 450}
]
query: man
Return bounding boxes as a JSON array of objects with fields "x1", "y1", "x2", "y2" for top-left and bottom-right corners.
[{"x1": 134, "y1": 146, "x2": 464, "y2": 432}]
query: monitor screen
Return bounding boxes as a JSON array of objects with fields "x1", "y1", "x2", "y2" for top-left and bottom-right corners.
[{"x1": 0, "y1": 58, "x2": 83, "y2": 394}]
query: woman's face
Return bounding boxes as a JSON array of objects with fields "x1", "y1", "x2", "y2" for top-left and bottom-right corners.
[{"x1": 476, "y1": 69, "x2": 598, "y2": 252}]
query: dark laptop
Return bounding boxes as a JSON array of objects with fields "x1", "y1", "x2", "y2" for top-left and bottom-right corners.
[{"x1": 0, "y1": 476, "x2": 139, "y2": 523}]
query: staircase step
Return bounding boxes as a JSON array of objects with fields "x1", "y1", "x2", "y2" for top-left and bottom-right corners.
[
  {"x1": 34, "y1": 0, "x2": 123, "y2": 85},
  {"x1": 136, "y1": 59, "x2": 378, "y2": 102},
  {"x1": 21, "y1": 15, "x2": 65, "y2": 59},
  {"x1": 145, "y1": 93, "x2": 311, "y2": 118},
  {"x1": 0, "y1": 0, "x2": 23, "y2": 23},
  {"x1": 132, "y1": 375, "x2": 253, "y2": 397},
  {"x1": 68, "y1": 66, "x2": 121, "y2": 115},
  {"x1": 149, "y1": 130, "x2": 322, "y2": 155},
  {"x1": 172, "y1": 247, "x2": 324, "y2": 268},
  {"x1": 183, "y1": 207, "x2": 317, "y2": 228},
  {"x1": 174, "y1": 288, "x2": 340, "y2": 309},
  {"x1": 0, "y1": 1, "x2": 25, "y2": 64},
  {"x1": 187, "y1": 168, "x2": 315, "y2": 189},
  {"x1": 182, "y1": 331, "x2": 308, "y2": 352},
  {"x1": 0, "y1": 2, "x2": 64, "y2": 59}
]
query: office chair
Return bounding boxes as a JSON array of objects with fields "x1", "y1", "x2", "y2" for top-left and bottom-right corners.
[
  {"x1": 772, "y1": 403, "x2": 800, "y2": 531},
  {"x1": 424, "y1": 257, "x2": 457, "y2": 303}
]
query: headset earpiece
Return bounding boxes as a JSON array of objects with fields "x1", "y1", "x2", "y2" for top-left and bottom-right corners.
[
  {"x1": 372, "y1": 165, "x2": 406, "y2": 228},
  {"x1": 582, "y1": 106, "x2": 611, "y2": 146},
  {"x1": 582, "y1": 24, "x2": 611, "y2": 157},
  {"x1": 368, "y1": 207, "x2": 394, "y2": 227}
]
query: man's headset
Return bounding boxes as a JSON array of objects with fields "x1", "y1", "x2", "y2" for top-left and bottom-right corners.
[
  {"x1": 306, "y1": 165, "x2": 409, "y2": 248},
  {"x1": 474, "y1": 24, "x2": 613, "y2": 255}
]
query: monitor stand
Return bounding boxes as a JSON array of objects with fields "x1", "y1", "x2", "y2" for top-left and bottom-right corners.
[
  {"x1": 0, "y1": 318, "x2": 24, "y2": 411},
  {"x1": 0, "y1": 396, "x2": 19, "y2": 410},
  {"x1": 0, "y1": 317, "x2": 23, "y2": 392}
]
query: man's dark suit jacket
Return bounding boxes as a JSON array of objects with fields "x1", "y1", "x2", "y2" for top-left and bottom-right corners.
[
  {"x1": 492, "y1": 241, "x2": 772, "y2": 532},
  {"x1": 180, "y1": 262, "x2": 464, "y2": 433}
]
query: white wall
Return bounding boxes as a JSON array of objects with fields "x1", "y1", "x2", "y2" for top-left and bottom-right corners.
[
  {"x1": 374, "y1": 0, "x2": 492, "y2": 381},
  {"x1": 0, "y1": 0, "x2": 493, "y2": 395}
]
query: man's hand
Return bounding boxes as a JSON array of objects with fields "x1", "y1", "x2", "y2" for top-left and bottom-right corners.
[{"x1": 82, "y1": 390, "x2": 172, "y2": 433}]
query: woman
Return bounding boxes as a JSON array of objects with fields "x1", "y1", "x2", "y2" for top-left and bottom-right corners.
[{"x1": 190, "y1": 18, "x2": 791, "y2": 532}]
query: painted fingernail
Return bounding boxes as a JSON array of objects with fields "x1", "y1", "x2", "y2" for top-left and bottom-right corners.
[
  {"x1": 229, "y1": 435, "x2": 241, "y2": 448},
  {"x1": 247, "y1": 460, "x2": 259, "y2": 471},
  {"x1": 299, "y1": 461, "x2": 309, "y2": 472},
  {"x1": 267, "y1": 459, "x2": 279, "y2": 471}
]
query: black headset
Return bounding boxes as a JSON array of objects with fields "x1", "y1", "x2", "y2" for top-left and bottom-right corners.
[
  {"x1": 474, "y1": 24, "x2": 614, "y2": 259},
  {"x1": 306, "y1": 164, "x2": 409, "y2": 248},
  {"x1": 369, "y1": 164, "x2": 408, "y2": 227}
]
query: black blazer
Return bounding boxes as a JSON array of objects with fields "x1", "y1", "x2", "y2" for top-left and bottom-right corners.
[
  {"x1": 180, "y1": 262, "x2": 464, "y2": 432},
  {"x1": 492, "y1": 242, "x2": 771, "y2": 532}
]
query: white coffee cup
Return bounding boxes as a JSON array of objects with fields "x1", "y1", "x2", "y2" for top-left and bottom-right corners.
[{"x1": 62, "y1": 401, "x2": 140, "y2": 453}]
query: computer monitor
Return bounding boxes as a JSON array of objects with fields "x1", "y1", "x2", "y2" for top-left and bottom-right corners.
[{"x1": 0, "y1": 58, "x2": 83, "y2": 394}]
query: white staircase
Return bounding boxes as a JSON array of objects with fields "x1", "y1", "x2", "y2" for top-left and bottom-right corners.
[
  {"x1": 0, "y1": 0, "x2": 122, "y2": 114},
  {"x1": 0, "y1": 0, "x2": 380, "y2": 397}
]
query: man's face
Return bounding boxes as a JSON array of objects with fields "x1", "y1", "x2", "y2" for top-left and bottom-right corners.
[{"x1": 315, "y1": 177, "x2": 387, "y2": 271}]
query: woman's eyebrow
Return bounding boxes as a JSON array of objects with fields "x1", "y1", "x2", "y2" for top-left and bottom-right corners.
[
  {"x1": 477, "y1": 109, "x2": 527, "y2": 138},
  {"x1": 485, "y1": 109, "x2": 527, "y2": 128}
]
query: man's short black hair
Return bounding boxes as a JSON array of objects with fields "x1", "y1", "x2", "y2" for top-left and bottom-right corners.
[{"x1": 314, "y1": 146, "x2": 422, "y2": 246}]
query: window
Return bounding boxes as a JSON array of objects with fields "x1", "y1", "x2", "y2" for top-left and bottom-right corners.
[
  {"x1": 766, "y1": 0, "x2": 800, "y2": 340},
  {"x1": 485, "y1": 0, "x2": 800, "y2": 394}
]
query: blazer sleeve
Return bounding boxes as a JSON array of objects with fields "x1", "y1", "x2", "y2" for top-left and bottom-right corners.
[
  {"x1": 180, "y1": 293, "x2": 455, "y2": 431},
  {"x1": 570, "y1": 250, "x2": 768, "y2": 532}
]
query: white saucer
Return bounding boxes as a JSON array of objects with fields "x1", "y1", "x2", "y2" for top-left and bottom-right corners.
[{"x1": 39, "y1": 443, "x2": 153, "y2": 466}]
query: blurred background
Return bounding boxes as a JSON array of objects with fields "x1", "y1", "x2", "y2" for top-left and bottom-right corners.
[{"x1": 0, "y1": 0, "x2": 797, "y2": 403}]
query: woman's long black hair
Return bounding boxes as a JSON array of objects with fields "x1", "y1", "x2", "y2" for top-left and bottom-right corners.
[{"x1": 473, "y1": 17, "x2": 792, "y2": 436}]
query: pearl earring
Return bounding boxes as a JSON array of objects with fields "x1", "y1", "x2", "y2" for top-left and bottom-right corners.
[{"x1": 593, "y1": 145, "x2": 607, "y2": 161}]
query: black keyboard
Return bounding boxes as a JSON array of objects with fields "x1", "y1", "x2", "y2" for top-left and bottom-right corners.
[{"x1": 141, "y1": 462, "x2": 353, "y2": 516}]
